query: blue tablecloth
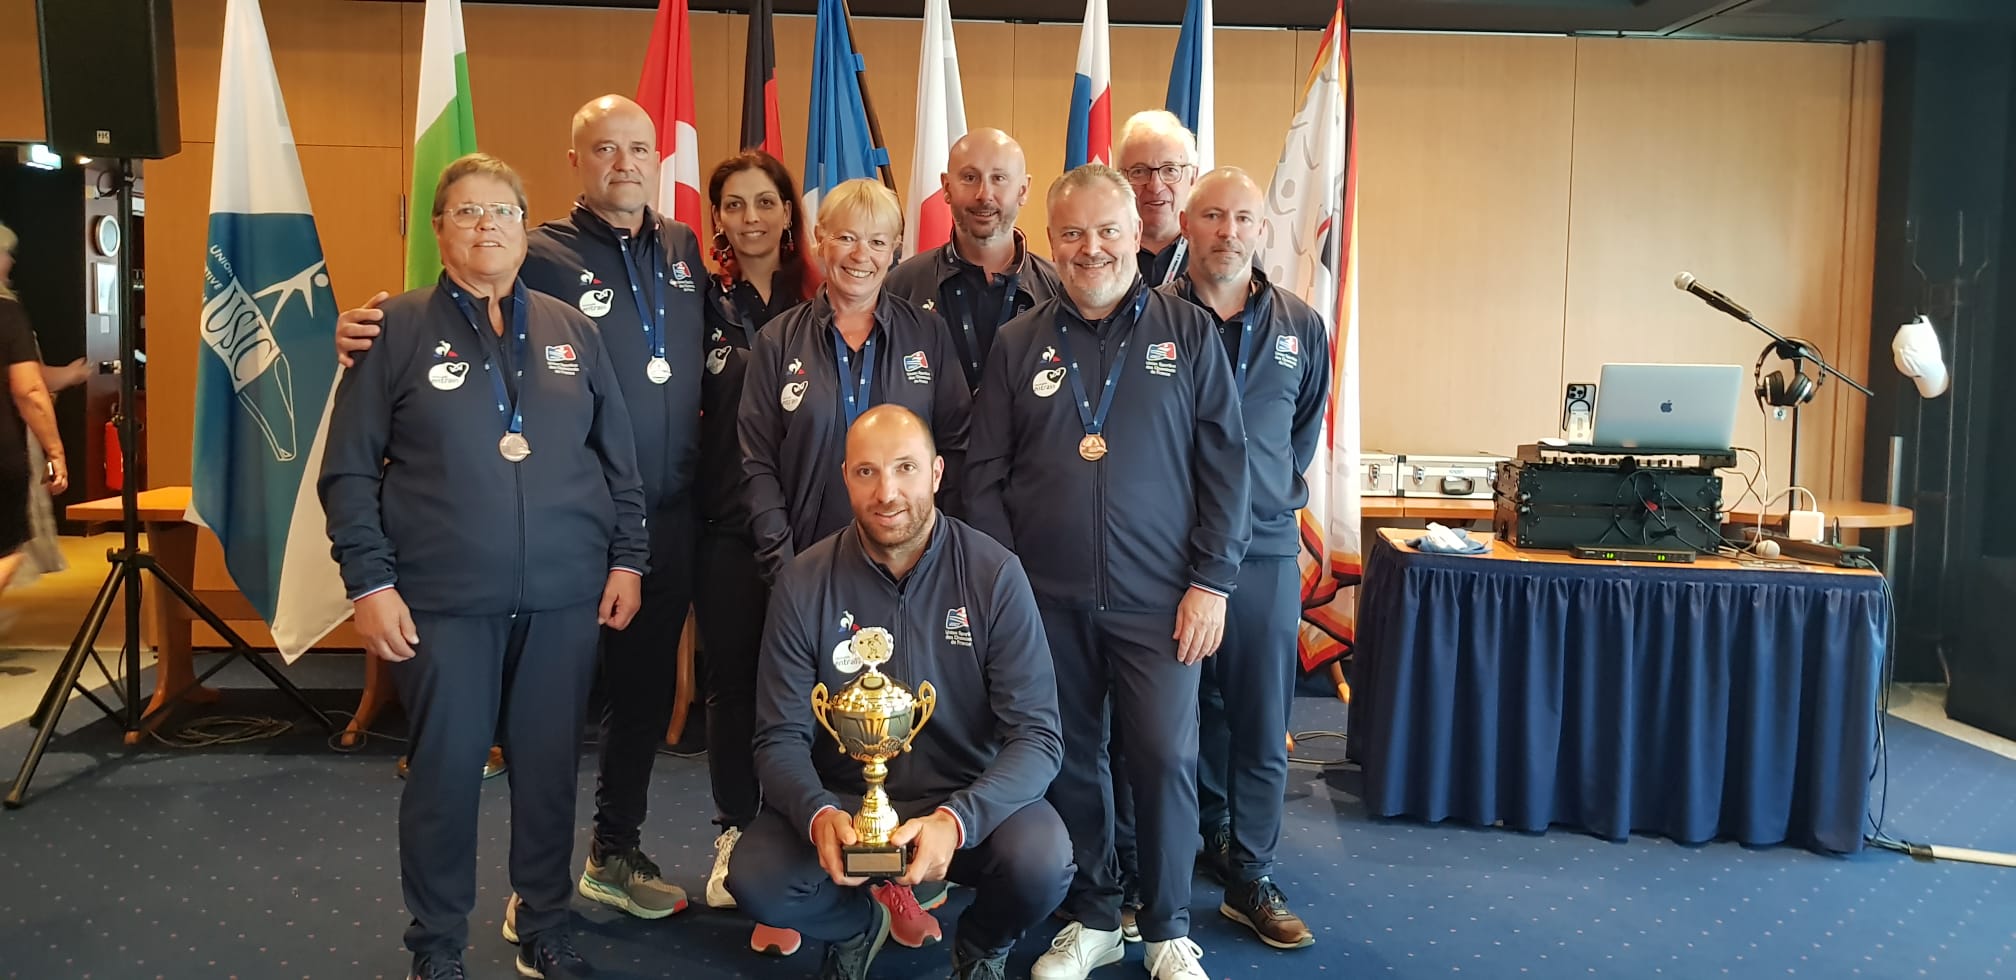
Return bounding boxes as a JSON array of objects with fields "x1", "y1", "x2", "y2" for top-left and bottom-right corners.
[{"x1": 1348, "y1": 532, "x2": 1887, "y2": 854}]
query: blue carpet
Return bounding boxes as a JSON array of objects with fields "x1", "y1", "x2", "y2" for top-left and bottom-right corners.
[{"x1": 0, "y1": 659, "x2": 2011, "y2": 979}]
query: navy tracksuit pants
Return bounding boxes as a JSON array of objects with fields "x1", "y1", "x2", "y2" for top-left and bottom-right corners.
[
  {"x1": 727, "y1": 800, "x2": 1073, "y2": 957},
  {"x1": 1115, "y1": 558, "x2": 1300, "y2": 890},
  {"x1": 591, "y1": 502, "x2": 696, "y2": 854},
  {"x1": 1197, "y1": 557, "x2": 1300, "y2": 882},
  {"x1": 390, "y1": 601, "x2": 601, "y2": 954},
  {"x1": 693, "y1": 524, "x2": 768, "y2": 830},
  {"x1": 1041, "y1": 606, "x2": 1201, "y2": 943}
]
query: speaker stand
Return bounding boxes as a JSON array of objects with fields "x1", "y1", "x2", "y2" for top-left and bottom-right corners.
[{"x1": 5, "y1": 159, "x2": 334, "y2": 810}]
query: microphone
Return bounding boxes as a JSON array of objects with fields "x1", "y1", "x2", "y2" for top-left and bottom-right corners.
[{"x1": 1673, "y1": 272, "x2": 1754, "y2": 321}]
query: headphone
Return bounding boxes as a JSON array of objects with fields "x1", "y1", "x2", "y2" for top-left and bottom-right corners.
[{"x1": 1754, "y1": 339, "x2": 1825, "y2": 409}]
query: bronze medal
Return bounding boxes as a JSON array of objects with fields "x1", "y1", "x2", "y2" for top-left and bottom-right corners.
[{"x1": 1079, "y1": 433, "x2": 1107, "y2": 461}]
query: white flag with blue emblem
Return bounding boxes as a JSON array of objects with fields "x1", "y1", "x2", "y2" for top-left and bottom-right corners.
[{"x1": 187, "y1": 0, "x2": 351, "y2": 662}]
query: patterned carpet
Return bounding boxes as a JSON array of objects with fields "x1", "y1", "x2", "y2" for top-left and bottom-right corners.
[{"x1": 0, "y1": 661, "x2": 2010, "y2": 979}]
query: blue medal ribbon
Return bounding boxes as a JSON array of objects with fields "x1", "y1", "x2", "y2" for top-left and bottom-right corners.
[
  {"x1": 1053, "y1": 286, "x2": 1149, "y2": 440},
  {"x1": 951, "y1": 271, "x2": 1023, "y2": 383},
  {"x1": 615, "y1": 230, "x2": 668, "y2": 364},
  {"x1": 445, "y1": 276, "x2": 530, "y2": 438},
  {"x1": 830, "y1": 325, "x2": 878, "y2": 429}
]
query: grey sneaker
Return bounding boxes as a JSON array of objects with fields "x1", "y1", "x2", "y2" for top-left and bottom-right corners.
[
  {"x1": 952, "y1": 938, "x2": 1009, "y2": 980},
  {"x1": 578, "y1": 846, "x2": 689, "y2": 919},
  {"x1": 818, "y1": 896, "x2": 892, "y2": 980}
]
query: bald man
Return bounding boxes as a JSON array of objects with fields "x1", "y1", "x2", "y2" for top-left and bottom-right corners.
[
  {"x1": 1117, "y1": 111, "x2": 1199, "y2": 288},
  {"x1": 336, "y1": 95, "x2": 706, "y2": 934},
  {"x1": 731, "y1": 404, "x2": 1070, "y2": 980},
  {"x1": 1162, "y1": 168, "x2": 1327, "y2": 951},
  {"x1": 885, "y1": 128, "x2": 1063, "y2": 390}
]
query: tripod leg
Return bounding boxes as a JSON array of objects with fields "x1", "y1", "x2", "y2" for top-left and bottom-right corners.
[
  {"x1": 6, "y1": 571, "x2": 129, "y2": 808},
  {"x1": 27, "y1": 561, "x2": 125, "y2": 731},
  {"x1": 142, "y1": 562, "x2": 338, "y2": 733}
]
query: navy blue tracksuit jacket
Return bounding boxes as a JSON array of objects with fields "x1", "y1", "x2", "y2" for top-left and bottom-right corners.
[
  {"x1": 736, "y1": 290, "x2": 972, "y2": 584},
  {"x1": 1163, "y1": 270, "x2": 1332, "y2": 556},
  {"x1": 883, "y1": 232, "x2": 1063, "y2": 390},
  {"x1": 522, "y1": 202, "x2": 704, "y2": 517},
  {"x1": 752, "y1": 515, "x2": 1064, "y2": 844},
  {"x1": 966, "y1": 279, "x2": 1249, "y2": 610},
  {"x1": 320, "y1": 279, "x2": 650, "y2": 613}
]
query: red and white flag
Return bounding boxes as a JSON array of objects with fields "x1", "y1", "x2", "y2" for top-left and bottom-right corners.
[
  {"x1": 1065, "y1": 0, "x2": 1111, "y2": 168},
  {"x1": 905, "y1": 0, "x2": 966, "y2": 255},
  {"x1": 636, "y1": 0, "x2": 702, "y2": 228}
]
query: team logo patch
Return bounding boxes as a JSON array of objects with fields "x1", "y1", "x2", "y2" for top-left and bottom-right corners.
[
  {"x1": 781, "y1": 380, "x2": 807, "y2": 412},
  {"x1": 1144, "y1": 341, "x2": 1178, "y2": 378},
  {"x1": 903, "y1": 350, "x2": 932, "y2": 384},
  {"x1": 427, "y1": 361, "x2": 469, "y2": 391},
  {"x1": 706, "y1": 346, "x2": 729, "y2": 375},
  {"x1": 944, "y1": 606, "x2": 973, "y2": 647},
  {"x1": 578, "y1": 287, "x2": 613, "y2": 318},
  {"x1": 545, "y1": 344, "x2": 580, "y2": 377},
  {"x1": 1274, "y1": 334, "x2": 1300, "y2": 369},
  {"x1": 787, "y1": 357, "x2": 806, "y2": 376},
  {"x1": 921, "y1": 299, "x2": 937, "y2": 312},
  {"x1": 1032, "y1": 367, "x2": 1065, "y2": 398},
  {"x1": 670, "y1": 260, "x2": 697, "y2": 292}
]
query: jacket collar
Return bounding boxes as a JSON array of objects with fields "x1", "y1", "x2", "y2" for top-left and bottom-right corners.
[{"x1": 569, "y1": 198, "x2": 660, "y2": 247}]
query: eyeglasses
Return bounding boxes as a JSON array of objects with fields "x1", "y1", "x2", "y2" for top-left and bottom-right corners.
[
  {"x1": 826, "y1": 231, "x2": 895, "y2": 254},
  {"x1": 1123, "y1": 163, "x2": 1193, "y2": 186},
  {"x1": 442, "y1": 203, "x2": 526, "y2": 228}
]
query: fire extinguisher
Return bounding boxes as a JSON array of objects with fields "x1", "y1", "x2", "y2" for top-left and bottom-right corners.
[{"x1": 104, "y1": 413, "x2": 123, "y2": 491}]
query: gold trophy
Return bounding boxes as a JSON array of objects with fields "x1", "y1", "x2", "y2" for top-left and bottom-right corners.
[{"x1": 810, "y1": 625, "x2": 937, "y2": 877}]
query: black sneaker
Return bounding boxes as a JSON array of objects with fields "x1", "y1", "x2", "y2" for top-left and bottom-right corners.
[
  {"x1": 1198, "y1": 826, "x2": 1233, "y2": 886},
  {"x1": 951, "y1": 937, "x2": 1009, "y2": 980},
  {"x1": 516, "y1": 929, "x2": 596, "y2": 978},
  {"x1": 818, "y1": 893, "x2": 892, "y2": 980},
  {"x1": 408, "y1": 951, "x2": 466, "y2": 980}
]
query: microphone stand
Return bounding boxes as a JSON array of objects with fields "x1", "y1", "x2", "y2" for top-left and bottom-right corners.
[{"x1": 1738, "y1": 314, "x2": 1873, "y2": 489}]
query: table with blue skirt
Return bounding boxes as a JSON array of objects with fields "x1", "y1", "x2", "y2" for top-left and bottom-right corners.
[{"x1": 1347, "y1": 528, "x2": 1888, "y2": 854}]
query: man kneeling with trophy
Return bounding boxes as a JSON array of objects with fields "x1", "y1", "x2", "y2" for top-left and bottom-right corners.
[{"x1": 730, "y1": 404, "x2": 1073, "y2": 980}]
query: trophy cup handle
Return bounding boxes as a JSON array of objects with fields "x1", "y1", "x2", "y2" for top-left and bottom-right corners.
[
  {"x1": 898, "y1": 681, "x2": 936, "y2": 754},
  {"x1": 810, "y1": 683, "x2": 844, "y2": 752}
]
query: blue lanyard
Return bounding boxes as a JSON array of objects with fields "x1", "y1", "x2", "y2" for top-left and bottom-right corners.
[
  {"x1": 445, "y1": 278, "x2": 530, "y2": 436},
  {"x1": 1053, "y1": 287, "x2": 1148, "y2": 438},
  {"x1": 830, "y1": 326, "x2": 878, "y2": 429},
  {"x1": 950, "y1": 271, "x2": 1022, "y2": 383},
  {"x1": 615, "y1": 231, "x2": 667, "y2": 360}
]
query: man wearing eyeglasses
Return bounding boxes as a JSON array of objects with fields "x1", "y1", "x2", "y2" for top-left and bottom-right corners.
[
  {"x1": 885, "y1": 128, "x2": 1063, "y2": 391},
  {"x1": 1116, "y1": 111, "x2": 1199, "y2": 288},
  {"x1": 334, "y1": 96, "x2": 707, "y2": 936}
]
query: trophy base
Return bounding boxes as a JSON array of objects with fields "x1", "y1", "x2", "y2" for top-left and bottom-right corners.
[{"x1": 842, "y1": 842, "x2": 910, "y2": 878}]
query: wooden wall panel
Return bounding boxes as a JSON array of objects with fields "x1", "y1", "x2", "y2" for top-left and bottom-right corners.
[
  {"x1": 1008, "y1": 21, "x2": 1080, "y2": 249},
  {"x1": 1352, "y1": 33, "x2": 1577, "y2": 457},
  {"x1": 1562, "y1": 38, "x2": 1857, "y2": 498},
  {"x1": 143, "y1": 143, "x2": 407, "y2": 488},
  {"x1": 0, "y1": 0, "x2": 43, "y2": 141},
  {"x1": 173, "y1": 0, "x2": 404, "y2": 151},
  {"x1": 1827, "y1": 42, "x2": 1884, "y2": 501}
]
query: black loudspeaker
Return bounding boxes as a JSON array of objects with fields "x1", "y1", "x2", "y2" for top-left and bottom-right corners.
[{"x1": 35, "y1": 0, "x2": 181, "y2": 160}]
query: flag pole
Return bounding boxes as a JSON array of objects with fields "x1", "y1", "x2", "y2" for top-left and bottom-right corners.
[{"x1": 841, "y1": 0, "x2": 897, "y2": 193}]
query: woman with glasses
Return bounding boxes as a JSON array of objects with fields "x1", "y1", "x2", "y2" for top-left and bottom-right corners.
[
  {"x1": 732, "y1": 178, "x2": 971, "y2": 954},
  {"x1": 319, "y1": 153, "x2": 648, "y2": 980}
]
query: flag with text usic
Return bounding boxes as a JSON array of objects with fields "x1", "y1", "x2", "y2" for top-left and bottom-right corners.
[
  {"x1": 1066, "y1": 0, "x2": 1112, "y2": 169},
  {"x1": 905, "y1": 0, "x2": 966, "y2": 255},
  {"x1": 1165, "y1": 0, "x2": 1215, "y2": 171},
  {"x1": 740, "y1": 0, "x2": 781, "y2": 155},
  {"x1": 404, "y1": 0, "x2": 476, "y2": 290},
  {"x1": 1259, "y1": 1, "x2": 1360, "y2": 674},
  {"x1": 803, "y1": 0, "x2": 891, "y2": 227},
  {"x1": 637, "y1": 0, "x2": 703, "y2": 228},
  {"x1": 189, "y1": 0, "x2": 351, "y2": 662}
]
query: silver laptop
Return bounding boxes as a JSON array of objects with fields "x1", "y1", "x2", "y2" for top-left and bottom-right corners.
[{"x1": 1590, "y1": 363, "x2": 1743, "y2": 451}]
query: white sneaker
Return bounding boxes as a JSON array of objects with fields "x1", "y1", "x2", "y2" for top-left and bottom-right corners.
[
  {"x1": 1144, "y1": 937, "x2": 1209, "y2": 980},
  {"x1": 706, "y1": 827, "x2": 741, "y2": 909},
  {"x1": 1032, "y1": 921, "x2": 1126, "y2": 980}
]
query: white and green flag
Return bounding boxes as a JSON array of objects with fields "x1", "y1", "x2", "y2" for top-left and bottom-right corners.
[{"x1": 406, "y1": 0, "x2": 477, "y2": 289}]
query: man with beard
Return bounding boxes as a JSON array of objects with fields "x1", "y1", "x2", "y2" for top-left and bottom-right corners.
[
  {"x1": 336, "y1": 95, "x2": 704, "y2": 932},
  {"x1": 967, "y1": 164, "x2": 1248, "y2": 980},
  {"x1": 1162, "y1": 168, "x2": 1327, "y2": 951},
  {"x1": 1116, "y1": 111, "x2": 1198, "y2": 288},
  {"x1": 884, "y1": 128, "x2": 1062, "y2": 391},
  {"x1": 731, "y1": 405, "x2": 1072, "y2": 980}
]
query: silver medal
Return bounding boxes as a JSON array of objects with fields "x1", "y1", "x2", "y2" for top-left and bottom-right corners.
[
  {"x1": 646, "y1": 356, "x2": 672, "y2": 384},
  {"x1": 499, "y1": 432, "x2": 531, "y2": 462}
]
